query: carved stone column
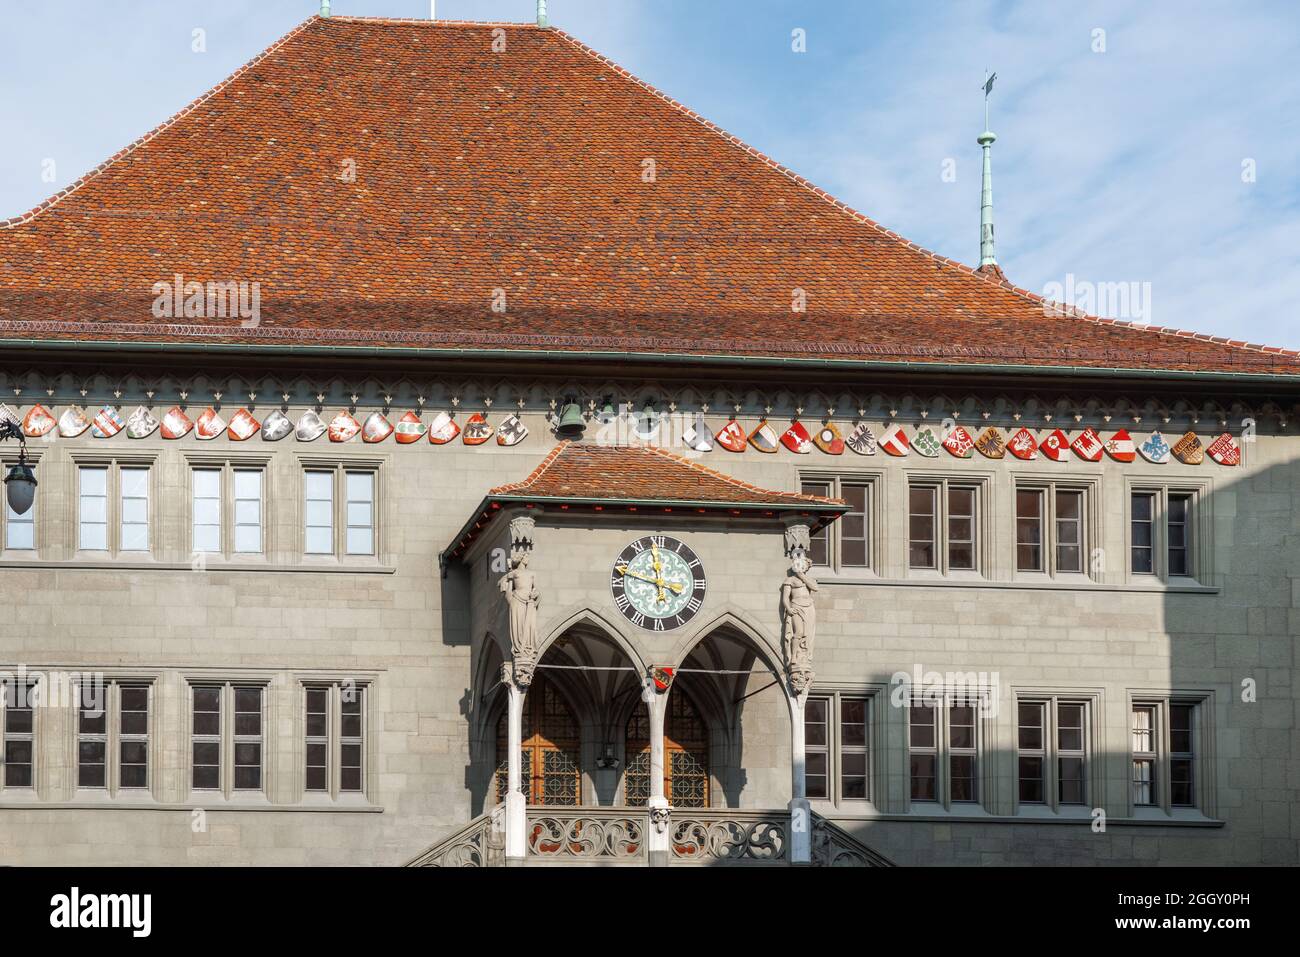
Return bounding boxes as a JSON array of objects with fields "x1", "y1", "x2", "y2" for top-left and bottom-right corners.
[
  {"x1": 501, "y1": 663, "x2": 528, "y2": 864},
  {"x1": 642, "y1": 674, "x2": 671, "y2": 867},
  {"x1": 780, "y1": 517, "x2": 817, "y2": 864}
]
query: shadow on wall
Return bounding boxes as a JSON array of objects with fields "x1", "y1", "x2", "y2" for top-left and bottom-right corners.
[{"x1": 834, "y1": 454, "x2": 1300, "y2": 867}]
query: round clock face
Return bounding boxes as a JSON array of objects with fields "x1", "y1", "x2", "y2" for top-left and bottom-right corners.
[{"x1": 610, "y1": 536, "x2": 706, "y2": 631}]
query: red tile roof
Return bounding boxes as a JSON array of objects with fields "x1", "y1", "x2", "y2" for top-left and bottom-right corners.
[
  {"x1": 443, "y1": 440, "x2": 845, "y2": 562},
  {"x1": 492, "y1": 441, "x2": 846, "y2": 509},
  {"x1": 1, "y1": 15, "x2": 1296, "y2": 377}
]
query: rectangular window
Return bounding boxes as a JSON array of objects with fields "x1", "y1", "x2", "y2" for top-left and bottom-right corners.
[
  {"x1": 1131, "y1": 704, "x2": 1156, "y2": 806},
  {"x1": 191, "y1": 686, "x2": 222, "y2": 791},
  {"x1": 947, "y1": 487, "x2": 975, "y2": 570},
  {"x1": 1017, "y1": 703, "x2": 1045, "y2": 804},
  {"x1": 341, "y1": 688, "x2": 364, "y2": 792},
  {"x1": 1015, "y1": 489, "x2": 1044, "y2": 572},
  {"x1": 344, "y1": 471, "x2": 375, "y2": 556},
  {"x1": 1130, "y1": 492, "x2": 1156, "y2": 575},
  {"x1": 800, "y1": 481, "x2": 831, "y2": 567},
  {"x1": 79, "y1": 466, "x2": 109, "y2": 551},
  {"x1": 908, "y1": 487, "x2": 937, "y2": 569},
  {"x1": 908, "y1": 704, "x2": 937, "y2": 801},
  {"x1": 233, "y1": 469, "x2": 263, "y2": 553},
  {"x1": 192, "y1": 468, "x2": 222, "y2": 553},
  {"x1": 233, "y1": 686, "x2": 263, "y2": 791},
  {"x1": 1169, "y1": 703, "x2": 1195, "y2": 807},
  {"x1": 5, "y1": 494, "x2": 35, "y2": 550},
  {"x1": 1057, "y1": 703, "x2": 1086, "y2": 805},
  {"x1": 305, "y1": 687, "x2": 329, "y2": 792},
  {"x1": 839, "y1": 697, "x2": 868, "y2": 799},
  {"x1": 119, "y1": 686, "x2": 150, "y2": 790},
  {"x1": 839, "y1": 484, "x2": 869, "y2": 568},
  {"x1": 1055, "y1": 490, "x2": 1083, "y2": 573},
  {"x1": 1, "y1": 679, "x2": 36, "y2": 788},
  {"x1": 1167, "y1": 493, "x2": 1191, "y2": 577},
  {"x1": 304, "y1": 683, "x2": 367, "y2": 796},
  {"x1": 119, "y1": 467, "x2": 149, "y2": 551},
  {"x1": 78, "y1": 695, "x2": 108, "y2": 789},
  {"x1": 948, "y1": 705, "x2": 977, "y2": 803},
  {"x1": 305, "y1": 471, "x2": 334, "y2": 554}
]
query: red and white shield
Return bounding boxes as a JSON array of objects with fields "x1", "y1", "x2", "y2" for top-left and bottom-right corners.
[
  {"x1": 716, "y1": 419, "x2": 747, "y2": 452},
  {"x1": 462, "y1": 412, "x2": 493, "y2": 445},
  {"x1": 91, "y1": 406, "x2": 124, "y2": 438},
  {"x1": 395, "y1": 411, "x2": 426, "y2": 444},
  {"x1": 879, "y1": 424, "x2": 910, "y2": 456},
  {"x1": 1007, "y1": 427, "x2": 1038, "y2": 460},
  {"x1": 1103, "y1": 428, "x2": 1136, "y2": 463},
  {"x1": 1206, "y1": 432, "x2": 1240, "y2": 466},
  {"x1": 58, "y1": 406, "x2": 92, "y2": 438},
  {"x1": 1070, "y1": 427, "x2": 1104, "y2": 462},
  {"x1": 428, "y1": 411, "x2": 460, "y2": 444},
  {"x1": 328, "y1": 411, "x2": 360, "y2": 443},
  {"x1": 196, "y1": 407, "x2": 226, "y2": 440},
  {"x1": 1040, "y1": 429, "x2": 1071, "y2": 462},
  {"x1": 780, "y1": 420, "x2": 813, "y2": 453},
  {"x1": 21, "y1": 404, "x2": 56, "y2": 437},
  {"x1": 942, "y1": 425, "x2": 974, "y2": 458},
  {"x1": 228, "y1": 408, "x2": 261, "y2": 441},
  {"x1": 161, "y1": 406, "x2": 194, "y2": 440}
]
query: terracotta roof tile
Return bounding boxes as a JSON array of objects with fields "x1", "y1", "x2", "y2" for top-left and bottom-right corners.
[
  {"x1": 491, "y1": 442, "x2": 846, "y2": 509},
  {"x1": 1, "y1": 15, "x2": 1296, "y2": 376}
]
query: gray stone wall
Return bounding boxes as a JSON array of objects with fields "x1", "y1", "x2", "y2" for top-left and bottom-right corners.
[{"x1": 0, "y1": 408, "x2": 1294, "y2": 865}]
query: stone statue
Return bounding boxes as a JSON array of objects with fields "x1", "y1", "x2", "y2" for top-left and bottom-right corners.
[
  {"x1": 780, "y1": 553, "x2": 818, "y2": 690},
  {"x1": 500, "y1": 551, "x2": 540, "y2": 668}
]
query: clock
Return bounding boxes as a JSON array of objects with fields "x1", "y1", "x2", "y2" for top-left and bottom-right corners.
[{"x1": 610, "y1": 535, "x2": 706, "y2": 631}]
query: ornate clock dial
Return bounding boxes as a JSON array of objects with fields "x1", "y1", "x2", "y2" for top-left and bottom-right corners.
[{"x1": 610, "y1": 535, "x2": 706, "y2": 631}]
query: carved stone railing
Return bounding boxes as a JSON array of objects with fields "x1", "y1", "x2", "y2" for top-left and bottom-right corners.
[
  {"x1": 526, "y1": 808, "x2": 646, "y2": 862},
  {"x1": 669, "y1": 809, "x2": 789, "y2": 865},
  {"x1": 406, "y1": 808, "x2": 503, "y2": 867},
  {"x1": 810, "y1": 813, "x2": 895, "y2": 867}
]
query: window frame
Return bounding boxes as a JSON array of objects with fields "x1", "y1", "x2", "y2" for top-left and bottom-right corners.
[
  {"x1": 1124, "y1": 480, "x2": 1211, "y2": 584},
  {"x1": 1012, "y1": 478, "x2": 1097, "y2": 581},
  {"x1": 297, "y1": 458, "x2": 383, "y2": 562},
  {"x1": 185, "y1": 679, "x2": 270, "y2": 800},
  {"x1": 907, "y1": 694, "x2": 990, "y2": 811},
  {"x1": 74, "y1": 679, "x2": 155, "y2": 797},
  {"x1": 905, "y1": 475, "x2": 987, "y2": 578},
  {"x1": 1014, "y1": 694, "x2": 1096, "y2": 813},
  {"x1": 184, "y1": 453, "x2": 272, "y2": 561},
  {"x1": 0, "y1": 676, "x2": 38, "y2": 792},
  {"x1": 798, "y1": 472, "x2": 881, "y2": 575},
  {"x1": 70, "y1": 454, "x2": 158, "y2": 557},
  {"x1": 1, "y1": 450, "x2": 41, "y2": 554},
  {"x1": 1127, "y1": 695, "x2": 1210, "y2": 816},
  {"x1": 803, "y1": 690, "x2": 873, "y2": 807},
  {"x1": 300, "y1": 681, "x2": 370, "y2": 801}
]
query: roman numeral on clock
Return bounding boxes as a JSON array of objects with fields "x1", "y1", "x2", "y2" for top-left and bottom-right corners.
[
  {"x1": 615, "y1": 593, "x2": 630, "y2": 610},
  {"x1": 687, "y1": 597, "x2": 702, "y2": 613}
]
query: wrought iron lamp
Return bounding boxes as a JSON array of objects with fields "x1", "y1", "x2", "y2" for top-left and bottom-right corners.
[
  {"x1": 0, "y1": 420, "x2": 37, "y2": 515},
  {"x1": 595, "y1": 743, "x2": 620, "y2": 770}
]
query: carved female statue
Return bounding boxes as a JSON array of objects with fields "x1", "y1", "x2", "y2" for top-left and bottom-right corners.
[
  {"x1": 500, "y1": 552, "x2": 540, "y2": 662},
  {"x1": 780, "y1": 553, "x2": 818, "y2": 671}
]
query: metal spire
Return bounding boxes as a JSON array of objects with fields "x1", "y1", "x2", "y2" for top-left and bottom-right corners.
[
  {"x1": 978, "y1": 72, "x2": 998, "y2": 269},
  {"x1": 537, "y1": 1, "x2": 549, "y2": 28},
  {"x1": 320, "y1": 0, "x2": 331, "y2": 18}
]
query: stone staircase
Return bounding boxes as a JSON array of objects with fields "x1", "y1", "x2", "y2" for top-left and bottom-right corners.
[{"x1": 406, "y1": 805, "x2": 892, "y2": 867}]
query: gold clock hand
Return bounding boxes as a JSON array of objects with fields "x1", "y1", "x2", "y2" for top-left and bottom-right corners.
[{"x1": 617, "y1": 566, "x2": 684, "y2": 592}]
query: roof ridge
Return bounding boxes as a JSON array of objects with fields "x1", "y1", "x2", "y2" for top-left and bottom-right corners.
[
  {"x1": 546, "y1": 27, "x2": 1294, "y2": 362},
  {"x1": 328, "y1": 16, "x2": 535, "y2": 27},
  {"x1": 490, "y1": 440, "x2": 568, "y2": 494},
  {"x1": 0, "y1": 16, "x2": 320, "y2": 230},
  {"x1": 639, "y1": 443, "x2": 845, "y2": 506}
]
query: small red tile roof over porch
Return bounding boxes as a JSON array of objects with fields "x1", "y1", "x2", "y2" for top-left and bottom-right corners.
[{"x1": 443, "y1": 441, "x2": 846, "y2": 564}]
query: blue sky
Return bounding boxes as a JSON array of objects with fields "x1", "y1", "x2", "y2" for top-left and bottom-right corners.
[{"x1": 2, "y1": 0, "x2": 1297, "y2": 348}]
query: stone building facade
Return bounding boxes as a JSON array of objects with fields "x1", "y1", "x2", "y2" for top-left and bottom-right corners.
[{"x1": 0, "y1": 12, "x2": 1296, "y2": 866}]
